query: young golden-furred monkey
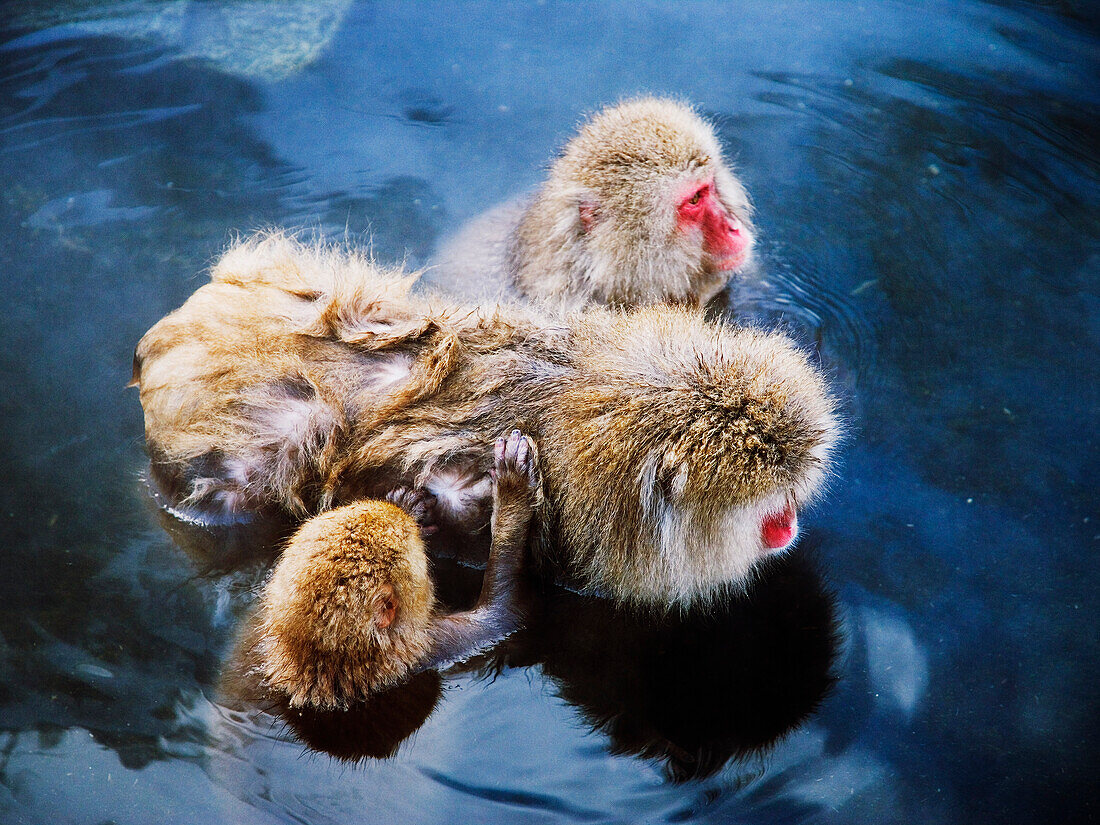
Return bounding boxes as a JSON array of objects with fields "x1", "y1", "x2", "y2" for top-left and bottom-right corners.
[
  {"x1": 254, "y1": 431, "x2": 539, "y2": 708},
  {"x1": 431, "y1": 97, "x2": 755, "y2": 309},
  {"x1": 133, "y1": 233, "x2": 839, "y2": 612}
]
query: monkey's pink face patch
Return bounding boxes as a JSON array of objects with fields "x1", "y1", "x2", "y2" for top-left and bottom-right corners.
[
  {"x1": 676, "y1": 180, "x2": 750, "y2": 270},
  {"x1": 761, "y1": 505, "x2": 798, "y2": 551}
]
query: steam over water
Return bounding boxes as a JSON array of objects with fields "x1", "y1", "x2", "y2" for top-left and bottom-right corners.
[{"x1": 1, "y1": 2, "x2": 1097, "y2": 823}]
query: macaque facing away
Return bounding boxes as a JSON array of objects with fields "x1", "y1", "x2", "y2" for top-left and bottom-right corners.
[
  {"x1": 255, "y1": 431, "x2": 539, "y2": 708},
  {"x1": 431, "y1": 97, "x2": 755, "y2": 309},
  {"x1": 135, "y1": 234, "x2": 838, "y2": 610}
]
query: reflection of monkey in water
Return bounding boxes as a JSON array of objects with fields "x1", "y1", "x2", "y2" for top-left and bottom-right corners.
[
  {"x1": 221, "y1": 540, "x2": 839, "y2": 775},
  {"x1": 431, "y1": 97, "x2": 755, "y2": 309},
  {"x1": 515, "y1": 542, "x2": 840, "y2": 782},
  {"x1": 134, "y1": 233, "x2": 840, "y2": 705}
]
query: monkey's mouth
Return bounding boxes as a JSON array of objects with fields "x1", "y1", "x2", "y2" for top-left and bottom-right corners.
[
  {"x1": 714, "y1": 249, "x2": 748, "y2": 271},
  {"x1": 761, "y1": 504, "x2": 798, "y2": 551}
]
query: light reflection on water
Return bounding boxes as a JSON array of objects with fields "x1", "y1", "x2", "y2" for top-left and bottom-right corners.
[{"x1": 1, "y1": 1, "x2": 1097, "y2": 823}]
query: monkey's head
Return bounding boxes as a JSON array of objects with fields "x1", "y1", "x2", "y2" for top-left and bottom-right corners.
[
  {"x1": 545, "y1": 308, "x2": 840, "y2": 606},
  {"x1": 257, "y1": 500, "x2": 436, "y2": 707},
  {"x1": 537, "y1": 97, "x2": 755, "y2": 308}
]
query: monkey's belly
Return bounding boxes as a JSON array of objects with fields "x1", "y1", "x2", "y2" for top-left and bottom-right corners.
[
  {"x1": 423, "y1": 465, "x2": 493, "y2": 526},
  {"x1": 146, "y1": 349, "x2": 498, "y2": 528}
]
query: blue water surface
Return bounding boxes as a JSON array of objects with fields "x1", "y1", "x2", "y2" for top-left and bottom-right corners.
[{"x1": 1, "y1": 2, "x2": 1097, "y2": 823}]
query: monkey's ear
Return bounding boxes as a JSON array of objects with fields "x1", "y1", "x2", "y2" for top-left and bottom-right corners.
[
  {"x1": 578, "y1": 199, "x2": 599, "y2": 234},
  {"x1": 373, "y1": 583, "x2": 398, "y2": 630},
  {"x1": 128, "y1": 350, "x2": 142, "y2": 388},
  {"x1": 641, "y1": 452, "x2": 685, "y2": 512},
  {"x1": 657, "y1": 454, "x2": 690, "y2": 501}
]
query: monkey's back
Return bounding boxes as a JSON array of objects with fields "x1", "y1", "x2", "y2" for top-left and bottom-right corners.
[{"x1": 133, "y1": 233, "x2": 568, "y2": 522}]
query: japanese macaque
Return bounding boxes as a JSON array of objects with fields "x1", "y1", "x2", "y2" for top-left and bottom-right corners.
[
  {"x1": 133, "y1": 233, "x2": 839, "y2": 608},
  {"x1": 430, "y1": 97, "x2": 755, "y2": 309},
  {"x1": 250, "y1": 431, "x2": 539, "y2": 708}
]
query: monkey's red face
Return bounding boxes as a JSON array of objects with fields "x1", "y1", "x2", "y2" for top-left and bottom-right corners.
[{"x1": 676, "y1": 179, "x2": 750, "y2": 271}]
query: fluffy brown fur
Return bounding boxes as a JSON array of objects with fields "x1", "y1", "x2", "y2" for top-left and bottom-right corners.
[
  {"x1": 134, "y1": 233, "x2": 839, "y2": 606},
  {"x1": 251, "y1": 430, "x2": 541, "y2": 709},
  {"x1": 431, "y1": 97, "x2": 755, "y2": 309},
  {"x1": 257, "y1": 500, "x2": 435, "y2": 707}
]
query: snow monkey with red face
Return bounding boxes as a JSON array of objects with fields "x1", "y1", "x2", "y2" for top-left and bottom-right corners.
[
  {"x1": 432, "y1": 97, "x2": 755, "y2": 309},
  {"x1": 134, "y1": 234, "x2": 837, "y2": 707}
]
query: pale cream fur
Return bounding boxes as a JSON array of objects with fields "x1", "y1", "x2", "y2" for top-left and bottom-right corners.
[{"x1": 432, "y1": 97, "x2": 755, "y2": 309}]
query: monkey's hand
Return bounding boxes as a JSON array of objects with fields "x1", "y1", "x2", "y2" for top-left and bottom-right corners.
[
  {"x1": 417, "y1": 430, "x2": 540, "y2": 672},
  {"x1": 384, "y1": 486, "x2": 440, "y2": 536},
  {"x1": 489, "y1": 429, "x2": 540, "y2": 541}
]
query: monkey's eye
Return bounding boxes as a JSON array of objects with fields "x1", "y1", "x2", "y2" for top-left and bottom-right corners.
[{"x1": 678, "y1": 184, "x2": 711, "y2": 224}]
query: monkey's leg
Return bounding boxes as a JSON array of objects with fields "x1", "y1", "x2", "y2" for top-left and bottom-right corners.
[{"x1": 417, "y1": 429, "x2": 541, "y2": 671}]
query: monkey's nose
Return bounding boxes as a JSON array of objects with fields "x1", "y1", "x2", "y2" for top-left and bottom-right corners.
[{"x1": 761, "y1": 504, "x2": 797, "y2": 550}]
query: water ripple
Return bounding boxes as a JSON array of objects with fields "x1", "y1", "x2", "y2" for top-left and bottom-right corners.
[{"x1": 419, "y1": 766, "x2": 611, "y2": 822}]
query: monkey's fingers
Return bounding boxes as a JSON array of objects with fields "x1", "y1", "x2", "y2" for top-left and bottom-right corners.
[{"x1": 494, "y1": 430, "x2": 539, "y2": 495}]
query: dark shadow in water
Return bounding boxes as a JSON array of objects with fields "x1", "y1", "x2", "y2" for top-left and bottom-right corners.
[
  {"x1": 488, "y1": 541, "x2": 840, "y2": 783},
  {"x1": 275, "y1": 670, "x2": 444, "y2": 762},
  {"x1": 221, "y1": 608, "x2": 446, "y2": 762},
  {"x1": 200, "y1": 504, "x2": 839, "y2": 782}
]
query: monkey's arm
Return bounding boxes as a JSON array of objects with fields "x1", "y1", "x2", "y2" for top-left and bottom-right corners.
[{"x1": 417, "y1": 430, "x2": 540, "y2": 671}]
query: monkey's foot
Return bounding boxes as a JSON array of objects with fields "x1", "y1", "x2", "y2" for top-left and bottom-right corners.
[{"x1": 385, "y1": 487, "x2": 440, "y2": 536}]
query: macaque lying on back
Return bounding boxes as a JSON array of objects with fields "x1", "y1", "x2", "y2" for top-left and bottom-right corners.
[
  {"x1": 134, "y1": 233, "x2": 838, "y2": 609},
  {"x1": 431, "y1": 97, "x2": 755, "y2": 309}
]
